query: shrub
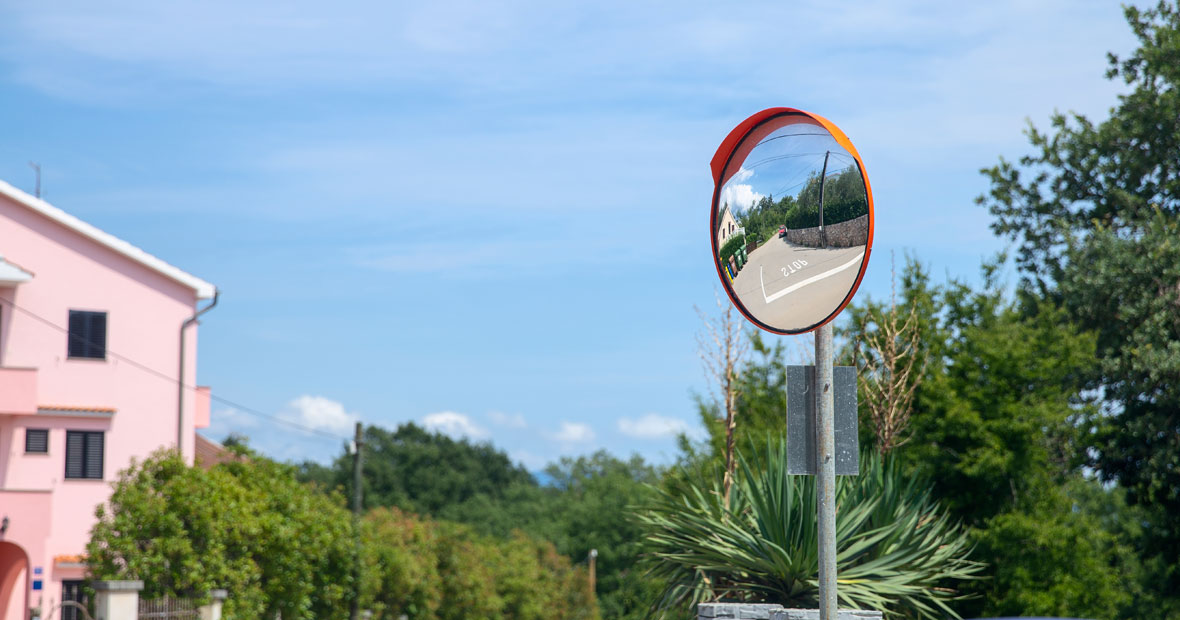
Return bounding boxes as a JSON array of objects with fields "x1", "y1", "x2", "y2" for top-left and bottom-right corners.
[{"x1": 637, "y1": 440, "x2": 984, "y2": 619}]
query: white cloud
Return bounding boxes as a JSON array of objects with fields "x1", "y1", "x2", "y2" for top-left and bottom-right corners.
[
  {"x1": 203, "y1": 402, "x2": 354, "y2": 464},
  {"x1": 617, "y1": 413, "x2": 693, "y2": 439},
  {"x1": 421, "y1": 411, "x2": 489, "y2": 440},
  {"x1": 283, "y1": 395, "x2": 358, "y2": 434},
  {"x1": 488, "y1": 411, "x2": 527, "y2": 428},
  {"x1": 548, "y1": 421, "x2": 595, "y2": 443},
  {"x1": 512, "y1": 450, "x2": 547, "y2": 470},
  {"x1": 720, "y1": 183, "x2": 762, "y2": 212}
]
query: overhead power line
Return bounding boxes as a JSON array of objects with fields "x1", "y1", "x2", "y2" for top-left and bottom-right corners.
[
  {"x1": 0, "y1": 296, "x2": 350, "y2": 441},
  {"x1": 754, "y1": 131, "x2": 840, "y2": 148}
]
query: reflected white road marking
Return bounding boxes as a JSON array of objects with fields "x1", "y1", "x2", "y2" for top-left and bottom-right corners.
[
  {"x1": 763, "y1": 250, "x2": 865, "y2": 304},
  {"x1": 759, "y1": 265, "x2": 768, "y2": 300}
]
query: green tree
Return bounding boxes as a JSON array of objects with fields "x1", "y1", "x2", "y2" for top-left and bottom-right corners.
[
  {"x1": 88, "y1": 450, "x2": 354, "y2": 619},
  {"x1": 361, "y1": 507, "x2": 443, "y2": 619},
  {"x1": 298, "y1": 422, "x2": 537, "y2": 516},
  {"x1": 789, "y1": 167, "x2": 869, "y2": 229},
  {"x1": 360, "y1": 507, "x2": 598, "y2": 620},
  {"x1": 970, "y1": 484, "x2": 1136, "y2": 619},
  {"x1": 491, "y1": 531, "x2": 599, "y2": 620},
  {"x1": 302, "y1": 423, "x2": 653, "y2": 618},
  {"x1": 427, "y1": 450, "x2": 662, "y2": 620},
  {"x1": 978, "y1": 2, "x2": 1180, "y2": 603},
  {"x1": 843, "y1": 258, "x2": 1142, "y2": 619},
  {"x1": 885, "y1": 263, "x2": 1095, "y2": 526},
  {"x1": 540, "y1": 451, "x2": 663, "y2": 620}
]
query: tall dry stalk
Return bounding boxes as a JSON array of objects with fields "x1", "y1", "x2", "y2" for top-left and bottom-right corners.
[
  {"x1": 855, "y1": 261, "x2": 929, "y2": 454},
  {"x1": 696, "y1": 293, "x2": 749, "y2": 506}
]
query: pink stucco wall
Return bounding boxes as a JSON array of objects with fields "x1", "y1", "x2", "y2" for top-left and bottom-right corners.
[
  {"x1": 195, "y1": 386, "x2": 211, "y2": 429},
  {"x1": 0, "y1": 367, "x2": 37, "y2": 414},
  {"x1": 0, "y1": 188, "x2": 211, "y2": 618}
]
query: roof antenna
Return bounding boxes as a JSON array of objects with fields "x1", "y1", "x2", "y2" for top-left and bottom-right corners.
[{"x1": 28, "y1": 162, "x2": 41, "y2": 198}]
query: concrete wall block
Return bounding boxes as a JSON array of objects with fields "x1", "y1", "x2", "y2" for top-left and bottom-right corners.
[
  {"x1": 769, "y1": 609, "x2": 883, "y2": 620},
  {"x1": 698, "y1": 602, "x2": 785, "y2": 619}
]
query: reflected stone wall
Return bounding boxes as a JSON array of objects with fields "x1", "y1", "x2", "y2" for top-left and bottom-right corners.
[{"x1": 784, "y1": 214, "x2": 869, "y2": 249}]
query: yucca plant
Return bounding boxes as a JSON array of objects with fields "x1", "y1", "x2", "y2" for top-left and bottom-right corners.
[{"x1": 637, "y1": 439, "x2": 984, "y2": 619}]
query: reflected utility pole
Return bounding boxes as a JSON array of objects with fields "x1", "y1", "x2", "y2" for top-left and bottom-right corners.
[{"x1": 818, "y1": 151, "x2": 829, "y2": 248}]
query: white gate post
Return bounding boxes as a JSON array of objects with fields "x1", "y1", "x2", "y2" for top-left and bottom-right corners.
[
  {"x1": 92, "y1": 580, "x2": 143, "y2": 620},
  {"x1": 198, "y1": 589, "x2": 228, "y2": 620}
]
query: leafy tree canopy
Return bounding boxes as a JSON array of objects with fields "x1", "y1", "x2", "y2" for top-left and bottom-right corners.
[
  {"x1": 298, "y1": 422, "x2": 537, "y2": 516},
  {"x1": 841, "y1": 259, "x2": 1144, "y2": 618},
  {"x1": 361, "y1": 507, "x2": 598, "y2": 620},
  {"x1": 690, "y1": 255, "x2": 1145, "y2": 618},
  {"x1": 88, "y1": 450, "x2": 354, "y2": 620},
  {"x1": 978, "y1": 1, "x2": 1180, "y2": 595},
  {"x1": 300, "y1": 424, "x2": 663, "y2": 620}
]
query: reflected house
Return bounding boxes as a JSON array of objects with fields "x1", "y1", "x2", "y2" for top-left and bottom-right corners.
[
  {"x1": 716, "y1": 203, "x2": 741, "y2": 251},
  {"x1": 0, "y1": 180, "x2": 220, "y2": 620}
]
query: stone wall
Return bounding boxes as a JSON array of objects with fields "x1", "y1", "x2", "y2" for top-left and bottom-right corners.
[
  {"x1": 697, "y1": 603, "x2": 881, "y2": 620},
  {"x1": 784, "y1": 214, "x2": 869, "y2": 249},
  {"x1": 698, "y1": 603, "x2": 783, "y2": 619}
]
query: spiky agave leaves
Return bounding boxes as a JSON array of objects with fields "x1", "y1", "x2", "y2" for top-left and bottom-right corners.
[{"x1": 637, "y1": 439, "x2": 984, "y2": 618}]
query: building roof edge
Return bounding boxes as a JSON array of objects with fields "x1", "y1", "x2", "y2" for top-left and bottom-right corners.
[{"x1": 0, "y1": 179, "x2": 216, "y2": 299}]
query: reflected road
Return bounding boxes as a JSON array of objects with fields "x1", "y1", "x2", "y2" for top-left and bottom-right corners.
[{"x1": 730, "y1": 238, "x2": 865, "y2": 331}]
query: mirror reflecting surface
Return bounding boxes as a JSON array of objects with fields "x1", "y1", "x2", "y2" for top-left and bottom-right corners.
[{"x1": 713, "y1": 113, "x2": 871, "y2": 334}]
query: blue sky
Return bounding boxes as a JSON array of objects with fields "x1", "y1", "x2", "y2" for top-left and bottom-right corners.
[{"x1": 0, "y1": 1, "x2": 1137, "y2": 467}]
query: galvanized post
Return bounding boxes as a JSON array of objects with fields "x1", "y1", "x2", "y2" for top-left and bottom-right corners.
[
  {"x1": 814, "y1": 323, "x2": 837, "y2": 620},
  {"x1": 351, "y1": 422, "x2": 364, "y2": 620}
]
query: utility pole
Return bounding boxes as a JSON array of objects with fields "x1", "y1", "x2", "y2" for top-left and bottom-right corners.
[
  {"x1": 351, "y1": 422, "x2": 364, "y2": 620},
  {"x1": 588, "y1": 549, "x2": 598, "y2": 598},
  {"x1": 814, "y1": 324, "x2": 837, "y2": 620},
  {"x1": 818, "y1": 151, "x2": 830, "y2": 248},
  {"x1": 28, "y1": 162, "x2": 41, "y2": 198}
]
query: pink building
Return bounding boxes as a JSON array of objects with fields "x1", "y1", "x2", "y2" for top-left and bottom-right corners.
[{"x1": 0, "y1": 180, "x2": 217, "y2": 620}]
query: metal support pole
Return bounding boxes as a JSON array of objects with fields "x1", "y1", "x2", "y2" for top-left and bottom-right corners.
[
  {"x1": 351, "y1": 422, "x2": 364, "y2": 620},
  {"x1": 814, "y1": 323, "x2": 837, "y2": 619}
]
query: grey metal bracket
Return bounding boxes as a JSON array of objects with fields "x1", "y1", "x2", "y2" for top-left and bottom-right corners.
[{"x1": 786, "y1": 365, "x2": 859, "y2": 475}]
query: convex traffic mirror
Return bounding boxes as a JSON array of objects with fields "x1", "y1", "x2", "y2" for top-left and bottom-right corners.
[{"x1": 710, "y1": 108, "x2": 874, "y2": 334}]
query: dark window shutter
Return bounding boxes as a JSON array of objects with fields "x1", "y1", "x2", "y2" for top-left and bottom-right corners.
[
  {"x1": 67, "y1": 311, "x2": 87, "y2": 358},
  {"x1": 65, "y1": 431, "x2": 85, "y2": 478},
  {"x1": 85, "y1": 432, "x2": 104, "y2": 479},
  {"x1": 67, "y1": 310, "x2": 108, "y2": 359},
  {"x1": 87, "y1": 313, "x2": 107, "y2": 358},
  {"x1": 25, "y1": 429, "x2": 49, "y2": 453}
]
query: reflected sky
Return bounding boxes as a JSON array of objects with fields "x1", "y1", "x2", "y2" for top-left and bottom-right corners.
[{"x1": 720, "y1": 124, "x2": 860, "y2": 220}]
